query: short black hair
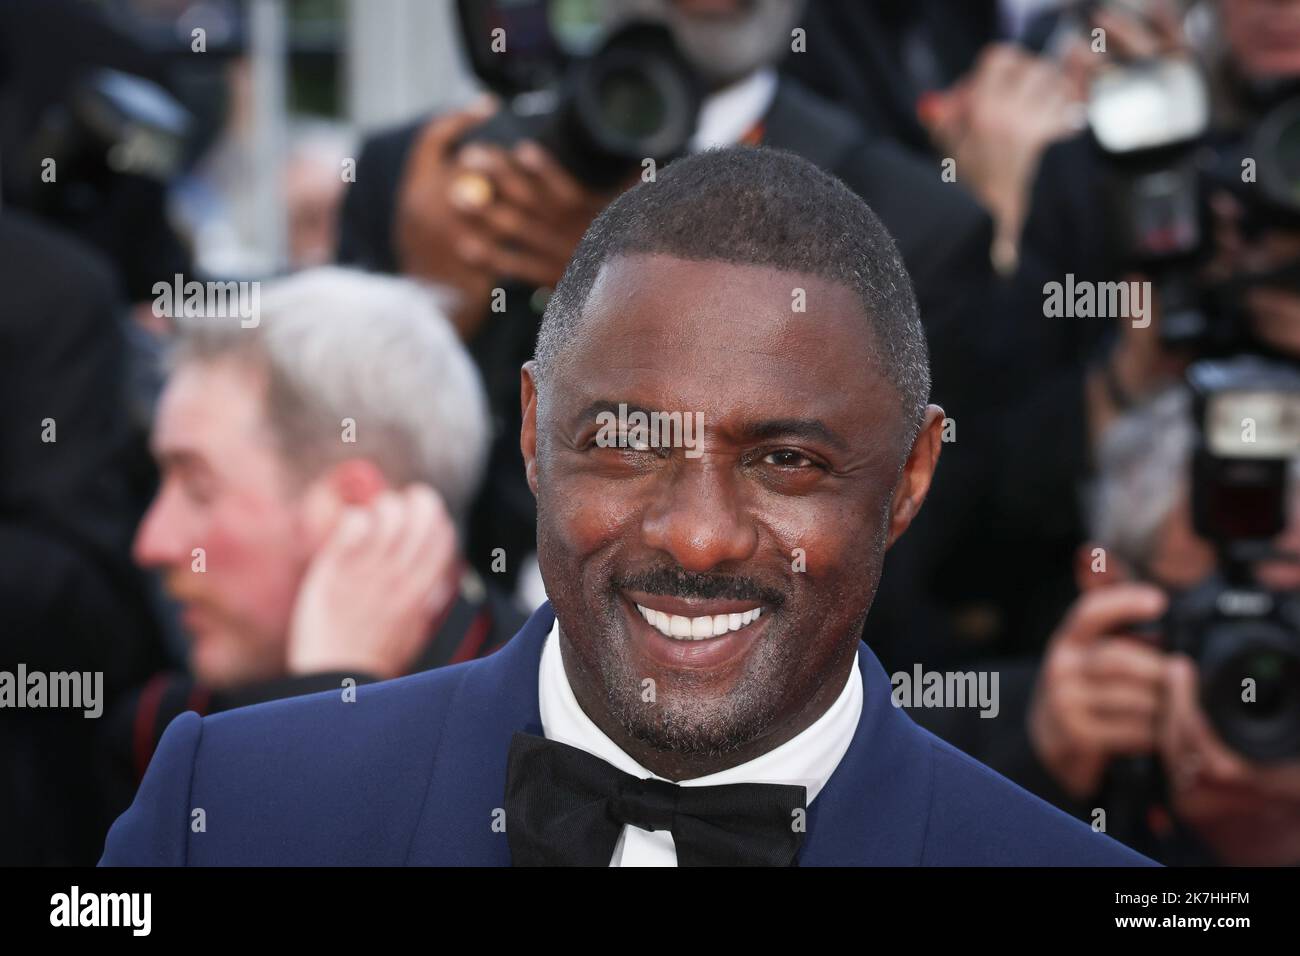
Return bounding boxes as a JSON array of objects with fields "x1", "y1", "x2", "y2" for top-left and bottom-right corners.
[{"x1": 534, "y1": 145, "x2": 931, "y2": 432}]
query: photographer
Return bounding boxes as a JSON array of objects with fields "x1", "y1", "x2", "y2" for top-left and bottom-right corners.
[
  {"x1": 999, "y1": 383, "x2": 1300, "y2": 865},
  {"x1": 0, "y1": 0, "x2": 194, "y2": 302},
  {"x1": 979, "y1": 0, "x2": 1300, "y2": 656}
]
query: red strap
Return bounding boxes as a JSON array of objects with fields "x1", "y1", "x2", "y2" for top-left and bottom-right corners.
[{"x1": 132, "y1": 674, "x2": 169, "y2": 783}]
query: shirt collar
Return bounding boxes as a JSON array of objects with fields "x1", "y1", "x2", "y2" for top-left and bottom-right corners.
[
  {"x1": 688, "y1": 67, "x2": 779, "y2": 153},
  {"x1": 538, "y1": 617, "x2": 862, "y2": 802}
]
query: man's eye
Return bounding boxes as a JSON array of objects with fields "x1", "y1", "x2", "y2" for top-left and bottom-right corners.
[{"x1": 763, "y1": 450, "x2": 814, "y2": 468}]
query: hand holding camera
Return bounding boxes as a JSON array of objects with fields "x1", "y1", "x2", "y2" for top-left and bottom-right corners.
[
  {"x1": 1159, "y1": 652, "x2": 1300, "y2": 865},
  {"x1": 1030, "y1": 583, "x2": 1168, "y2": 799}
]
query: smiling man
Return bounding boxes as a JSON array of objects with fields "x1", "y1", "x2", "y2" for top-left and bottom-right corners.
[{"x1": 102, "y1": 147, "x2": 1150, "y2": 866}]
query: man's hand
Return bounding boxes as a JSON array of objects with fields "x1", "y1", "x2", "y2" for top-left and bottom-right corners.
[
  {"x1": 395, "y1": 102, "x2": 614, "y2": 337},
  {"x1": 1029, "y1": 583, "x2": 1168, "y2": 799},
  {"x1": 395, "y1": 100, "x2": 503, "y2": 336},
  {"x1": 287, "y1": 485, "x2": 459, "y2": 681},
  {"x1": 1159, "y1": 654, "x2": 1300, "y2": 865},
  {"x1": 921, "y1": 44, "x2": 1082, "y2": 267},
  {"x1": 449, "y1": 139, "x2": 615, "y2": 289}
]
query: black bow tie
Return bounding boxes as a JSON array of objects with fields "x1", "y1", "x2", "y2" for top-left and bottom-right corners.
[{"x1": 504, "y1": 732, "x2": 807, "y2": 866}]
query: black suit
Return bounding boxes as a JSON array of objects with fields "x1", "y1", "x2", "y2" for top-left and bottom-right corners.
[{"x1": 0, "y1": 212, "x2": 164, "y2": 864}]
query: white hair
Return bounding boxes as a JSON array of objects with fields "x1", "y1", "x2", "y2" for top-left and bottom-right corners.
[
  {"x1": 170, "y1": 267, "x2": 490, "y2": 520},
  {"x1": 1087, "y1": 386, "x2": 1195, "y2": 571}
]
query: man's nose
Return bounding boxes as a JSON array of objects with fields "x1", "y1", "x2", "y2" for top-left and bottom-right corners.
[
  {"x1": 640, "y1": 459, "x2": 758, "y2": 572},
  {"x1": 133, "y1": 487, "x2": 190, "y2": 569}
]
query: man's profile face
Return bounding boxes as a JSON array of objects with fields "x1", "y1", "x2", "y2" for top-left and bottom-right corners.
[
  {"x1": 525, "y1": 253, "x2": 923, "y2": 763},
  {"x1": 133, "y1": 360, "x2": 314, "y2": 689}
]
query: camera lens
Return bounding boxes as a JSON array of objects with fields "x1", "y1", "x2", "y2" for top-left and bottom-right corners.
[
  {"x1": 597, "y1": 66, "x2": 667, "y2": 141},
  {"x1": 1256, "y1": 98, "x2": 1300, "y2": 216},
  {"x1": 1201, "y1": 620, "x2": 1300, "y2": 761}
]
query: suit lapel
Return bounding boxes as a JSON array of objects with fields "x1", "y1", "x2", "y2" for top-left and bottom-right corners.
[
  {"x1": 798, "y1": 641, "x2": 934, "y2": 865},
  {"x1": 404, "y1": 602, "x2": 555, "y2": 865}
]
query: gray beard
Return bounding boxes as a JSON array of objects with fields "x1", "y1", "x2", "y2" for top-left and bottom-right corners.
[
  {"x1": 601, "y1": 0, "x2": 808, "y2": 89},
  {"x1": 561, "y1": 611, "x2": 797, "y2": 760}
]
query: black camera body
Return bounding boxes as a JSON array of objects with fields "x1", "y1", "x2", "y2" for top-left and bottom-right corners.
[
  {"x1": 455, "y1": 0, "x2": 702, "y2": 188},
  {"x1": 1164, "y1": 577, "x2": 1300, "y2": 761},
  {"x1": 1091, "y1": 58, "x2": 1300, "y2": 354},
  {"x1": 13, "y1": 67, "x2": 189, "y2": 221},
  {"x1": 1160, "y1": 358, "x2": 1300, "y2": 761}
]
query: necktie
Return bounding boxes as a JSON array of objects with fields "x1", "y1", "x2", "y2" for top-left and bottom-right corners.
[{"x1": 504, "y1": 731, "x2": 807, "y2": 866}]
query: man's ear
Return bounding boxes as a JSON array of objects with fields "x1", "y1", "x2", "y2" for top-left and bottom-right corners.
[
  {"x1": 886, "y1": 404, "x2": 945, "y2": 549},
  {"x1": 1074, "y1": 540, "x2": 1133, "y2": 591},
  {"x1": 299, "y1": 458, "x2": 390, "y2": 548},
  {"x1": 520, "y1": 361, "x2": 540, "y2": 497}
]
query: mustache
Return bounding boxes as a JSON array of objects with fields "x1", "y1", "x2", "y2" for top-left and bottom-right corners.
[
  {"x1": 613, "y1": 566, "x2": 786, "y2": 608},
  {"x1": 162, "y1": 573, "x2": 210, "y2": 606}
]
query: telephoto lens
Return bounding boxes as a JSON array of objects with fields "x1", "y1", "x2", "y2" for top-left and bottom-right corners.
[{"x1": 458, "y1": 16, "x2": 702, "y2": 188}]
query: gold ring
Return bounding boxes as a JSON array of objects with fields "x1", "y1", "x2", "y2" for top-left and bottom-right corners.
[{"x1": 450, "y1": 170, "x2": 494, "y2": 210}]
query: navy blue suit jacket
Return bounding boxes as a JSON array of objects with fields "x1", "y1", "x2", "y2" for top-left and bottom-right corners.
[{"x1": 101, "y1": 603, "x2": 1154, "y2": 865}]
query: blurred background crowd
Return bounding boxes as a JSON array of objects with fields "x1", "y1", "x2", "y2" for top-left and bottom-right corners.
[{"x1": 2, "y1": 0, "x2": 1300, "y2": 867}]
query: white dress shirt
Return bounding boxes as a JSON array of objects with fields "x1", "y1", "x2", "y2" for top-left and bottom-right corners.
[
  {"x1": 688, "y1": 67, "x2": 779, "y2": 153},
  {"x1": 537, "y1": 619, "x2": 863, "y2": 866}
]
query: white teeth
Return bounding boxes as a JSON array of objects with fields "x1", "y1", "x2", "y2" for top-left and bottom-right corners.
[{"x1": 634, "y1": 603, "x2": 765, "y2": 641}]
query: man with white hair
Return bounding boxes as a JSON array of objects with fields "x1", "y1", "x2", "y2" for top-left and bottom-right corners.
[
  {"x1": 104, "y1": 267, "x2": 523, "y2": 807},
  {"x1": 1023, "y1": 384, "x2": 1300, "y2": 866},
  {"x1": 916, "y1": 383, "x2": 1300, "y2": 865}
]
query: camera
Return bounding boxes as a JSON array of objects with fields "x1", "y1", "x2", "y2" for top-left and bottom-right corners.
[
  {"x1": 1090, "y1": 57, "x2": 1300, "y2": 354},
  {"x1": 1161, "y1": 357, "x2": 1300, "y2": 761},
  {"x1": 7, "y1": 67, "x2": 189, "y2": 224},
  {"x1": 455, "y1": 0, "x2": 702, "y2": 188}
]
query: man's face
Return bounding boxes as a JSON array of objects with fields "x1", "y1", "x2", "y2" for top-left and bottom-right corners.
[
  {"x1": 525, "y1": 253, "x2": 927, "y2": 762},
  {"x1": 1223, "y1": 0, "x2": 1300, "y2": 79},
  {"x1": 134, "y1": 359, "x2": 314, "y2": 689}
]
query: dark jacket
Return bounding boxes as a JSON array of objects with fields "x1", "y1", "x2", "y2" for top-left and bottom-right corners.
[{"x1": 0, "y1": 211, "x2": 165, "y2": 864}]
